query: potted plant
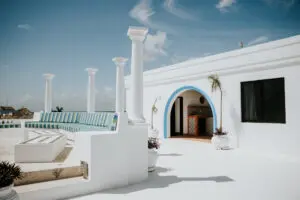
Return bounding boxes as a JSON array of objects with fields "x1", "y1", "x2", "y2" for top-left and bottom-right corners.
[
  {"x1": 149, "y1": 96, "x2": 161, "y2": 137},
  {"x1": 208, "y1": 74, "x2": 230, "y2": 150},
  {"x1": 0, "y1": 161, "x2": 23, "y2": 198},
  {"x1": 148, "y1": 137, "x2": 160, "y2": 172}
]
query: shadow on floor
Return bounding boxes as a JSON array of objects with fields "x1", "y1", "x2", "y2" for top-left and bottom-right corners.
[{"x1": 103, "y1": 166, "x2": 234, "y2": 194}]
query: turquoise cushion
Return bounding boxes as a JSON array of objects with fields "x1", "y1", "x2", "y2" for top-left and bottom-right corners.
[
  {"x1": 79, "y1": 113, "x2": 87, "y2": 124},
  {"x1": 93, "y1": 113, "x2": 101, "y2": 126},
  {"x1": 52, "y1": 112, "x2": 58, "y2": 122},
  {"x1": 68, "y1": 112, "x2": 77, "y2": 123},
  {"x1": 63, "y1": 112, "x2": 70, "y2": 123},
  {"x1": 55, "y1": 113, "x2": 61, "y2": 122},
  {"x1": 48, "y1": 113, "x2": 53, "y2": 122},
  {"x1": 97, "y1": 113, "x2": 103, "y2": 126},
  {"x1": 75, "y1": 112, "x2": 81, "y2": 123},
  {"x1": 85, "y1": 113, "x2": 92, "y2": 125},
  {"x1": 90, "y1": 113, "x2": 97, "y2": 126},
  {"x1": 58, "y1": 112, "x2": 65, "y2": 123},
  {"x1": 44, "y1": 113, "x2": 50, "y2": 122},
  {"x1": 104, "y1": 113, "x2": 113, "y2": 127},
  {"x1": 99, "y1": 112, "x2": 106, "y2": 126},
  {"x1": 40, "y1": 112, "x2": 45, "y2": 122}
]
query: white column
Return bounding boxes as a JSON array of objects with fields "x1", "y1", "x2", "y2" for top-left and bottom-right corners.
[
  {"x1": 86, "y1": 68, "x2": 98, "y2": 113},
  {"x1": 43, "y1": 74, "x2": 55, "y2": 113},
  {"x1": 113, "y1": 57, "x2": 128, "y2": 113},
  {"x1": 127, "y1": 26, "x2": 148, "y2": 123},
  {"x1": 124, "y1": 89, "x2": 127, "y2": 112}
]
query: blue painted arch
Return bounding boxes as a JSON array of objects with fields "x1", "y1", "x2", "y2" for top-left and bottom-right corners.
[{"x1": 163, "y1": 85, "x2": 217, "y2": 139}]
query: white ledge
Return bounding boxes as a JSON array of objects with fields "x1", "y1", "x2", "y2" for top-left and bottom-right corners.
[{"x1": 125, "y1": 34, "x2": 300, "y2": 88}]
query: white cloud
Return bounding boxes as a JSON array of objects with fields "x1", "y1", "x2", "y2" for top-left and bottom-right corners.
[
  {"x1": 20, "y1": 93, "x2": 33, "y2": 103},
  {"x1": 216, "y1": 0, "x2": 236, "y2": 12},
  {"x1": 247, "y1": 36, "x2": 269, "y2": 46},
  {"x1": 17, "y1": 24, "x2": 32, "y2": 31},
  {"x1": 129, "y1": 0, "x2": 176, "y2": 34},
  {"x1": 144, "y1": 31, "x2": 168, "y2": 62},
  {"x1": 129, "y1": 0, "x2": 154, "y2": 25},
  {"x1": 163, "y1": 0, "x2": 195, "y2": 20}
]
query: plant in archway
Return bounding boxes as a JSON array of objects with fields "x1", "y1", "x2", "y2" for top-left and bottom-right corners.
[
  {"x1": 208, "y1": 74, "x2": 227, "y2": 135},
  {"x1": 150, "y1": 96, "x2": 161, "y2": 130}
]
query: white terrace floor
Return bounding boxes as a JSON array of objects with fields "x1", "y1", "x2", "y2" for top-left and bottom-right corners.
[{"x1": 68, "y1": 139, "x2": 300, "y2": 200}]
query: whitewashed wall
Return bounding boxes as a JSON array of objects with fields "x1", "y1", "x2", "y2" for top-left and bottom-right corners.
[
  {"x1": 125, "y1": 35, "x2": 300, "y2": 157},
  {"x1": 17, "y1": 112, "x2": 148, "y2": 200}
]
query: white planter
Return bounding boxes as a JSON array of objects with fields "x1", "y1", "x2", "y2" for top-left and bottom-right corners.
[
  {"x1": 148, "y1": 128, "x2": 159, "y2": 138},
  {"x1": 211, "y1": 135, "x2": 230, "y2": 150},
  {"x1": 148, "y1": 149, "x2": 159, "y2": 172},
  {"x1": 0, "y1": 184, "x2": 14, "y2": 198}
]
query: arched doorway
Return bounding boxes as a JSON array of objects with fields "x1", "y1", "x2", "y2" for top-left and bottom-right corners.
[{"x1": 163, "y1": 86, "x2": 217, "y2": 139}]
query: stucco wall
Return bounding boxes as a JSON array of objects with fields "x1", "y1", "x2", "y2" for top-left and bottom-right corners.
[
  {"x1": 17, "y1": 112, "x2": 148, "y2": 200},
  {"x1": 125, "y1": 35, "x2": 300, "y2": 157}
]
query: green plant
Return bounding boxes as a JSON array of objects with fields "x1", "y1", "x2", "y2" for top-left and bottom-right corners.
[
  {"x1": 56, "y1": 106, "x2": 64, "y2": 112},
  {"x1": 0, "y1": 161, "x2": 23, "y2": 188},
  {"x1": 150, "y1": 97, "x2": 160, "y2": 129},
  {"x1": 52, "y1": 106, "x2": 64, "y2": 112},
  {"x1": 208, "y1": 74, "x2": 227, "y2": 135},
  {"x1": 148, "y1": 137, "x2": 160, "y2": 149}
]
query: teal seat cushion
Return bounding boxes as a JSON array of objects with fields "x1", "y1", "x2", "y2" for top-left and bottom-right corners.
[
  {"x1": 104, "y1": 113, "x2": 113, "y2": 127},
  {"x1": 63, "y1": 112, "x2": 70, "y2": 123},
  {"x1": 26, "y1": 111, "x2": 117, "y2": 132},
  {"x1": 55, "y1": 112, "x2": 62, "y2": 123},
  {"x1": 43, "y1": 113, "x2": 50, "y2": 122},
  {"x1": 40, "y1": 112, "x2": 45, "y2": 122},
  {"x1": 68, "y1": 112, "x2": 78, "y2": 123},
  {"x1": 58, "y1": 112, "x2": 66, "y2": 123},
  {"x1": 79, "y1": 113, "x2": 87, "y2": 124}
]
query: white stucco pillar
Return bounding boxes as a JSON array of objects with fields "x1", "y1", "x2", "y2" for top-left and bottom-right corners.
[
  {"x1": 43, "y1": 74, "x2": 55, "y2": 113},
  {"x1": 113, "y1": 57, "x2": 128, "y2": 113},
  {"x1": 85, "y1": 68, "x2": 98, "y2": 113},
  {"x1": 127, "y1": 26, "x2": 148, "y2": 123}
]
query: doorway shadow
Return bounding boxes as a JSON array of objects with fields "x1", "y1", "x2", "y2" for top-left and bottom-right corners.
[{"x1": 103, "y1": 167, "x2": 235, "y2": 194}]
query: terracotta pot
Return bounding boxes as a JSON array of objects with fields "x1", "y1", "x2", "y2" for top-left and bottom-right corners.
[{"x1": 148, "y1": 149, "x2": 159, "y2": 172}]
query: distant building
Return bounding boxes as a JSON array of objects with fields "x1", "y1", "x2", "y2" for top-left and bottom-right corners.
[{"x1": 0, "y1": 106, "x2": 16, "y2": 115}]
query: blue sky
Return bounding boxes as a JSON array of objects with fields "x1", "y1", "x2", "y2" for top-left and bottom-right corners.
[{"x1": 0, "y1": 0, "x2": 299, "y2": 111}]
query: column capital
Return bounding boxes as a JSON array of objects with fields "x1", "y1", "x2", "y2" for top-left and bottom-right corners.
[
  {"x1": 85, "y1": 68, "x2": 98, "y2": 76},
  {"x1": 127, "y1": 26, "x2": 148, "y2": 42},
  {"x1": 112, "y1": 57, "x2": 128, "y2": 67},
  {"x1": 43, "y1": 73, "x2": 55, "y2": 80}
]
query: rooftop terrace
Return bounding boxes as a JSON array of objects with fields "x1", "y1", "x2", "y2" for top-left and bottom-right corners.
[{"x1": 68, "y1": 139, "x2": 300, "y2": 200}]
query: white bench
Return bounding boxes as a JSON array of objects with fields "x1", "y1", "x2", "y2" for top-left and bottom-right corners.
[{"x1": 14, "y1": 134, "x2": 67, "y2": 163}]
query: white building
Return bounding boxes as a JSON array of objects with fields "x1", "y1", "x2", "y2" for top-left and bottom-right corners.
[{"x1": 125, "y1": 34, "x2": 300, "y2": 158}]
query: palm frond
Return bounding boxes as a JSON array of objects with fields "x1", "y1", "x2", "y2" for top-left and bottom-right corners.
[{"x1": 208, "y1": 74, "x2": 222, "y2": 92}]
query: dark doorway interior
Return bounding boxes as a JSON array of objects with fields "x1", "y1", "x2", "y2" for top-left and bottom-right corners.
[
  {"x1": 179, "y1": 97, "x2": 183, "y2": 135},
  {"x1": 198, "y1": 118, "x2": 206, "y2": 136},
  {"x1": 170, "y1": 102, "x2": 176, "y2": 136},
  {"x1": 170, "y1": 97, "x2": 184, "y2": 137}
]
